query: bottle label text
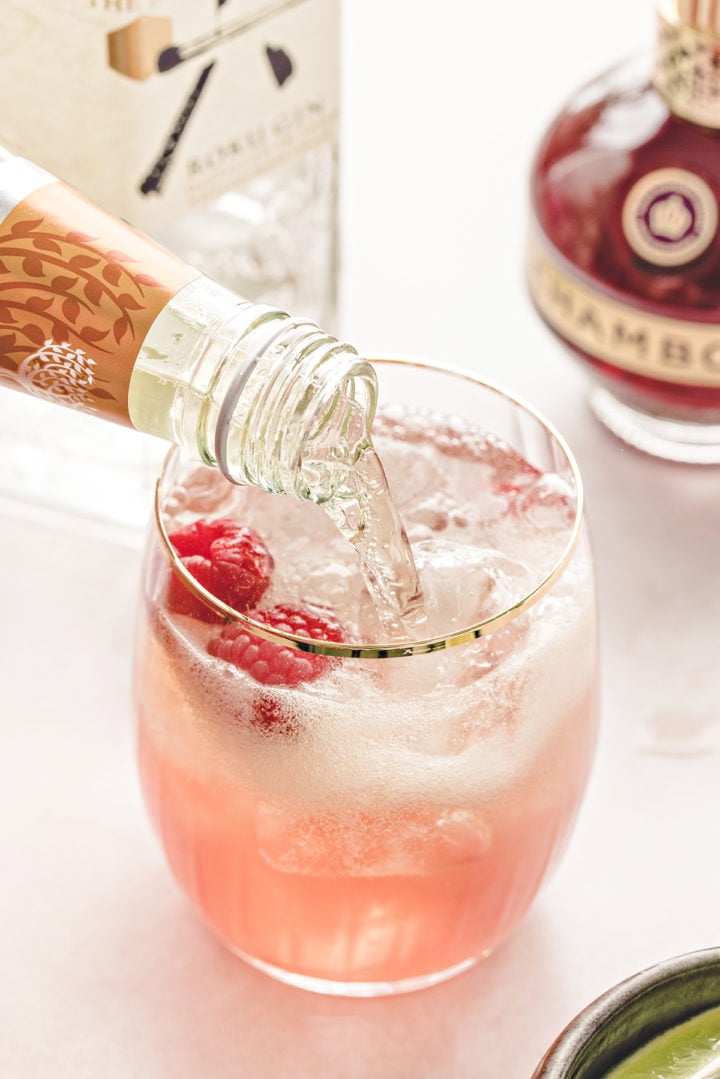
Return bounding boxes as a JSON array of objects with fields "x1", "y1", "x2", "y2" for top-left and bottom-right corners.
[{"x1": 527, "y1": 229, "x2": 720, "y2": 387}]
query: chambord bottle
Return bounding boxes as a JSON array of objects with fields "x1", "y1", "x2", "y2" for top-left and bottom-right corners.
[{"x1": 528, "y1": 0, "x2": 720, "y2": 463}]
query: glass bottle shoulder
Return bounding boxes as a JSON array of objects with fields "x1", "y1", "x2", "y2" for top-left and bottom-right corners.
[
  {"x1": 531, "y1": 53, "x2": 720, "y2": 314},
  {"x1": 532, "y1": 55, "x2": 672, "y2": 225}
]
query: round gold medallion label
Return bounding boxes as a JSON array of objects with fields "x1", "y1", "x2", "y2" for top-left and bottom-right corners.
[{"x1": 622, "y1": 168, "x2": 718, "y2": 267}]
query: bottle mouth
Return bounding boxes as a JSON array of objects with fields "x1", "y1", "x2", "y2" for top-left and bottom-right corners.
[
  {"x1": 154, "y1": 357, "x2": 585, "y2": 659},
  {"x1": 213, "y1": 314, "x2": 375, "y2": 501}
]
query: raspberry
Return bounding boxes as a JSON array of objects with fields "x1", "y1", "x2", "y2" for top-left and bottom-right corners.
[
  {"x1": 209, "y1": 605, "x2": 345, "y2": 685},
  {"x1": 165, "y1": 516, "x2": 274, "y2": 619},
  {"x1": 208, "y1": 605, "x2": 346, "y2": 733},
  {"x1": 168, "y1": 517, "x2": 240, "y2": 559},
  {"x1": 166, "y1": 555, "x2": 219, "y2": 623},
  {"x1": 210, "y1": 531, "x2": 274, "y2": 612}
]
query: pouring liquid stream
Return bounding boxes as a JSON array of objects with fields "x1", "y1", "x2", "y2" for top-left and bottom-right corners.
[
  {"x1": 322, "y1": 443, "x2": 428, "y2": 641},
  {"x1": 221, "y1": 381, "x2": 428, "y2": 640}
]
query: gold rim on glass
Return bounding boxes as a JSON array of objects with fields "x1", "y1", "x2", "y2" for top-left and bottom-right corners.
[{"x1": 154, "y1": 357, "x2": 585, "y2": 659}]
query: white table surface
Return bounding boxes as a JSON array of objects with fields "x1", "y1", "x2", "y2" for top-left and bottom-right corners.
[{"x1": 4, "y1": 2, "x2": 720, "y2": 1077}]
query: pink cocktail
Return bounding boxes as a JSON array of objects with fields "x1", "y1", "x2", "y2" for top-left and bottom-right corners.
[{"x1": 134, "y1": 359, "x2": 599, "y2": 995}]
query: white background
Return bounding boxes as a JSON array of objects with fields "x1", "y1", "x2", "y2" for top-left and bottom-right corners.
[{"x1": 4, "y1": 2, "x2": 720, "y2": 1077}]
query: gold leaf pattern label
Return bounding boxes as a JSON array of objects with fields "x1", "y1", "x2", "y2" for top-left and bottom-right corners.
[{"x1": 0, "y1": 182, "x2": 199, "y2": 424}]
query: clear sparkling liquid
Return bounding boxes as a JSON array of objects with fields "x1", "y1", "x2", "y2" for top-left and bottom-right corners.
[
  {"x1": 166, "y1": 402, "x2": 577, "y2": 651},
  {"x1": 322, "y1": 446, "x2": 427, "y2": 640},
  {"x1": 296, "y1": 385, "x2": 426, "y2": 639}
]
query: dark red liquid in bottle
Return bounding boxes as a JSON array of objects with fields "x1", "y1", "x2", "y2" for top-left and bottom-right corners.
[{"x1": 529, "y1": 53, "x2": 720, "y2": 445}]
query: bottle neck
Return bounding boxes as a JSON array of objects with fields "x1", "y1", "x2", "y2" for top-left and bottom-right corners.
[
  {"x1": 218, "y1": 319, "x2": 377, "y2": 504},
  {"x1": 129, "y1": 277, "x2": 378, "y2": 503},
  {"x1": 654, "y1": 0, "x2": 720, "y2": 127}
]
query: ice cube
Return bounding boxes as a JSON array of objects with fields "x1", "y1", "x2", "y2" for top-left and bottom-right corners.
[
  {"x1": 298, "y1": 555, "x2": 367, "y2": 623},
  {"x1": 452, "y1": 612, "x2": 531, "y2": 689},
  {"x1": 359, "y1": 540, "x2": 532, "y2": 697},
  {"x1": 163, "y1": 464, "x2": 236, "y2": 522},
  {"x1": 516, "y1": 473, "x2": 577, "y2": 532},
  {"x1": 412, "y1": 539, "x2": 532, "y2": 638},
  {"x1": 384, "y1": 442, "x2": 451, "y2": 518},
  {"x1": 255, "y1": 801, "x2": 492, "y2": 878},
  {"x1": 409, "y1": 494, "x2": 470, "y2": 535}
]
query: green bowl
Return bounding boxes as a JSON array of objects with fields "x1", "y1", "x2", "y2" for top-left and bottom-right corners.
[{"x1": 533, "y1": 948, "x2": 720, "y2": 1078}]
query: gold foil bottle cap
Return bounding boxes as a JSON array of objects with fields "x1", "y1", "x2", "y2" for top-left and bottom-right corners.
[{"x1": 655, "y1": 0, "x2": 720, "y2": 125}]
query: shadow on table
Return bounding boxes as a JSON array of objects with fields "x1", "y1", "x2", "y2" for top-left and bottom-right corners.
[{"x1": 558, "y1": 400, "x2": 720, "y2": 756}]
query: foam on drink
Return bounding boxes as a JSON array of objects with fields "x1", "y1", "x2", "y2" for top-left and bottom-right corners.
[{"x1": 147, "y1": 403, "x2": 593, "y2": 808}]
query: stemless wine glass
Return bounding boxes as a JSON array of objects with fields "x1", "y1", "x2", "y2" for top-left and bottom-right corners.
[{"x1": 133, "y1": 358, "x2": 599, "y2": 997}]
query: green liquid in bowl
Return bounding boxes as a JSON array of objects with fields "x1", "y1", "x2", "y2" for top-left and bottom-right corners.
[{"x1": 607, "y1": 1003, "x2": 720, "y2": 1078}]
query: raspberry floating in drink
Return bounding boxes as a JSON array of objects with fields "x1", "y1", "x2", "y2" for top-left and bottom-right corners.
[
  {"x1": 166, "y1": 517, "x2": 274, "y2": 621},
  {"x1": 208, "y1": 604, "x2": 346, "y2": 734}
]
